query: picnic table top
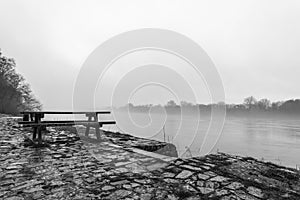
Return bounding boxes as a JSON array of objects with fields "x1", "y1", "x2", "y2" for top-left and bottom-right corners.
[{"x1": 20, "y1": 111, "x2": 111, "y2": 115}]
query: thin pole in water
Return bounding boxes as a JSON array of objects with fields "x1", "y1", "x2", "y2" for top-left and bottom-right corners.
[{"x1": 163, "y1": 124, "x2": 166, "y2": 142}]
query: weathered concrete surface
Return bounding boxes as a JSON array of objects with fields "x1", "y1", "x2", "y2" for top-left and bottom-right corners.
[{"x1": 1, "y1": 115, "x2": 300, "y2": 199}]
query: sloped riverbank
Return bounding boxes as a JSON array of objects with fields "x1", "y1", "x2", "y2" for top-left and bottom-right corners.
[{"x1": 0, "y1": 115, "x2": 299, "y2": 199}]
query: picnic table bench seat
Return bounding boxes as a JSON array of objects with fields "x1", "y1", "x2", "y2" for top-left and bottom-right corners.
[{"x1": 18, "y1": 120, "x2": 116, "y2": 127}]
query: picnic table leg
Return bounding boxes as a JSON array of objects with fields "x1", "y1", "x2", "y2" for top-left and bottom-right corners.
[
  {"x1": 33, "y1": 127, "x2": 37, "y2": 140},
  {"x1": 96, "y1": 124, "x2": 102, "y2": 140},
  {"x1": 85, "y1": 116, "x2": 92, "y2": 137},
  {"x1": 23, "y1": 114, "x2": 29, "y2": 121},
  {"x1": 30, "y1": 113, "x2": 34, "y2": 121},
  {"x1": 33, "y1": 114, "x2": 42, "y2": 143},
  {"x1": 37, "y1": 126, "x2": 42, "y2": 144},
  {"x1": 93, "y1": 114, "x2": 101, "y2": 140}
]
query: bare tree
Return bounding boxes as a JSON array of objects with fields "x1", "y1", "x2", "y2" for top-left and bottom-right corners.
[
  {"x1": 271, "y1": 101, "x2": 283, "y2": 111},
  {"x1": 243, "y1": 96, "x2": 257, "y2": 110},
  {"x1": 258, "y1": 98, "x2": 271, "y2": 110}
]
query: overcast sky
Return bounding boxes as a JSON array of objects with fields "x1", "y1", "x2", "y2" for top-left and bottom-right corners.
[{"x1": 1, "y1": 0, "x2": 300, "y2": 110}]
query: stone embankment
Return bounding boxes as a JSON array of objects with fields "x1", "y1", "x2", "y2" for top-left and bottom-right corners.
[{"x1": 0, "y1": 115, "x2": 299, "y2": 199}]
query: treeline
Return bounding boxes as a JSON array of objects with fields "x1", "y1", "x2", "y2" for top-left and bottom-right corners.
[
  {"x1": 119, "y1": 96, "x2": 300, "y2": 116},
  {"x1": 227, "y1": 96, "x2": 300, "y2": 115},
  {"x1": 0, "y1": 50, "x2": 42, "y2": 114}
]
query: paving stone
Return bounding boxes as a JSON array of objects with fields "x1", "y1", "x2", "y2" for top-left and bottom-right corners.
[
  {"x1": 205, "y1": 181, "x2": 220, "y2": 189},
  {"x1": 247, "y1": 186, "x2": 263, "y2": 198},
  {"x1": 204, "y1": 163, "x2": 216, "y2": 168},
  {"x1": 140, "y1": 193, "x2": 152, "y2": 200},
  {"x1": 23, "y1": 186, "x2": 43, "y2": 193},
  {"x1": 163, "y1": 172, "x2": 176, "y2": 178},
  {"x1": 186, "y1": 197, "x2": 201, "y2": 200},
  {"x1": 176, "y1": 170, "x2": 193, "y2": 179},
  {"x1": 226, "y1": 182, "x2": 244, "y2": 190},
  {"x1": 5, "y1": 196, "x2": 24, "y2": 200},
  {"x1": 110, "y1": 180, "x2": 129, "y2": 185},
  {"x1": 198, "y1": 187, "x2": 214, "y2": 194},
  {"x1": 102, "y1": 185, "x2": 115, "y2": 191},
  {"x1": 204, "y1": 171, "x2": 217, "y2": 177},
  {"x1": 123, "y1": 184, "x2": 132, "y2": 190},
  {"x1": 234, "y1": 190, "x2": 259, "y2": 200},
  {"x1": 181, "y1": 165, "x2": 202, "y2": 171},
  {"x1": 196, "y1": 180, "x2": 204, "y2": 187},
  {"x1": 210, "y1": 175, "x2": 229, "y2": 182},
  {"x1": 164, "y1": 178, "x2": 179, "y2": 183},
  {"x1": 131, "y1": 183, "x2": 140, "y2": 187},
  {"x1": 197, "y1": 173, "x2": 210, "y2": 180},
  {"x1": 167, "y1": 194, "x2": 179, "y2": 200},
  {"x1": 32, "y1": 191, "x2": 44, "y2": 199},
  {"x1": 215, "y1": 189, "x2": 229, "y2": 196},
  {"x1": 107, "y1": 189, "x2": 132, "y2": 199}
]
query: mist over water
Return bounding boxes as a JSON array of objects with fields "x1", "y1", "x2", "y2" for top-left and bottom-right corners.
[
  {"x1": 46, "y1": 111, "x2": 300, "y2": 168},
  {"x1": 106, "y1": 111, "x2": 300, "y2": 168}
]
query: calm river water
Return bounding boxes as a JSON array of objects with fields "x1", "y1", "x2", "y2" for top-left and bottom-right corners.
[
  {"x1": 105, "y1": 112, "x2": 300, "y2": 168},
  {"x1": 47, "y1": 112, "x2": 300, "y2": 168}
]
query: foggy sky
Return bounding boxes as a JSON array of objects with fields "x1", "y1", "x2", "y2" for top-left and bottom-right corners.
[{"x1": 0, "y1": 0, "x2": 300, "y2": 110}]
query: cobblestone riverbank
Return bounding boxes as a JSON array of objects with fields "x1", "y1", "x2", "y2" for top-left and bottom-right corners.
[{"x1": 0, "y1": 115, "x2": 299, "y2": 199}]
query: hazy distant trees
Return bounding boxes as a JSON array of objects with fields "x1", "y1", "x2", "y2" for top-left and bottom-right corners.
[
  {"x1": 279, "y1": 99, "x2": 300, "y2": 114},
  {"x1": 0, "y1": 49, "x2": 42, "y2": 114},
  {"x1": 166, "y1": 100, "x2": 177, "y2": 107},
  {"x1": 120, "y1": 96, "x2": 300, "y2": 117},
  {"x1": 243, "y1": 96, "x2": 257, "y2": 110},
  {"x1": 243, "y1": 97, "x2": 274, "y2": 111},
  {"x1": 271, "y1": 101, "x2": 282, "y2": 111},
  {"x1": 258, "y1": 98, "x2": 271, "y2": 110}
]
